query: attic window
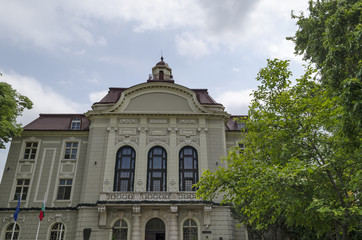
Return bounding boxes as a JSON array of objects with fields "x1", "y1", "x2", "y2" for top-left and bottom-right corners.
[{"x1": 70, "y1": 118, "x2": 81, "y2": 130}]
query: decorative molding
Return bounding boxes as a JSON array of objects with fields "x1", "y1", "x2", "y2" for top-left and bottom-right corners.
[
  {"x1": 98, "y1": 207, "x2": 106, "y2": 213},
  {"x1": 198, "y1": 127, "x2": 208, "y2": 133},
  {"x1": 147, "y1": 137, "x2": 168, "y2": 145},
  {"x1": 47, "y1": 214, "x2": 70, "y2": 223},
  {"x1": 178, "y1": 137, "x2": 198, "y2": 145},
  {"x1": 133, "y1": 205, "x2": 141, "y2": 213},
  {"x1": 150, "y1": 130, "x2": 166, "y2": 136},
  {"x1": 116, "y1": 136, "x2": 138, "y2": 145},
  {"x1": 137, "y1": 127, "x2": 148, "y2": 134},
  {"x1": 107, "y1": 126, "x2": 118, "y2": 133},
  {"x1": 178, "y1": 119, "x2": 197, "y2": 124},
  {"x1": 119, "y1": 118, "x2": 138, "y2": 124},
  {"x1": 168, "y1": 127, "x2": 178, "y2": 134},
  {"x1": 103, "y1": 179, "x2": 111, "y2": 192},
  {"x1": 149, "y1": 119, "x2": 168, "y2": 124},
  {"x1": 170, "y1": 205, "x2": 178, "y2": 213},
  {"x1": 180, "y1": 129, "x2": 196, "y2": 136},
  {"x1": 59, "y1": 173, "x2": 73, "y2": 178},
  {"x1": 119, "y1": 128, "x2": 136, "y2": 135},
  {"x1": 101, "y1": 192, "x2": 200, "y2": 202}
]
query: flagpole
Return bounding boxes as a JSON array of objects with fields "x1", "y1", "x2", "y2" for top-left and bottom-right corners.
[
  {"x1": 11, "y1": 190, "x2": 22, "y2": 240},
  {"x1": 35, "y1": 220, "x2": 41, "y2": 240},
  {"x1": 35, "y1": 192, "x2": 46, "y2": 240},
  {"x1": 10, "y1": 221, "x2": 16, "y2": 240},
  {"x1": 59, "y1": 222, "x2": 63, "y2": 240}
]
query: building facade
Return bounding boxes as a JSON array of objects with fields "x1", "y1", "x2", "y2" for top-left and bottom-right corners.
[{"x1": 0, "y1": 58, "x2": 247, "y2": 240}]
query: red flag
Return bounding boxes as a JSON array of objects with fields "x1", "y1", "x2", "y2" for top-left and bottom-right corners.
[{"x1": 39, "y1": 199, "x2": 45, "y2": 221}]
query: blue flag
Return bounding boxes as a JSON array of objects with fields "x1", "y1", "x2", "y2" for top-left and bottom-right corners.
[{"x1": 14, "y1": 197, "x2": 21, "y2": 221}]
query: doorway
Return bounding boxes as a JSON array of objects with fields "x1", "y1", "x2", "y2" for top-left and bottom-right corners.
[{"x1": 145, "y1": 218, "x2": 166, "y2": 240}]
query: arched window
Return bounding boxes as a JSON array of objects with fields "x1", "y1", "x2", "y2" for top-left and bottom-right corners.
[
  {"x1": 159, "y1": 70, "x2": 164, "y2": 80},
  {"x1": 4, "y1": 223, "x2": 20, "y2": 240},
  {"x1": 112, "y1": 220, "x2": 128, "y2": 240},
  {"x1": 114, "y1": 146, "x2": 136, "y2": 191},
  {"x1": 49, "y1": 223, "x2": 65, "y2": 240},
  {"x1": 147, "y1": 146, "x2": 167, "y2": 191},
  {"x1": 179, "y1": 147, "x2": 198, "y2": 191},
  {"x1": 183, "y1": 219, "x2": 198, "y2": 240}
]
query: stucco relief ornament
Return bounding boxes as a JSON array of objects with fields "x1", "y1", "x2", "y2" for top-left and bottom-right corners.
[
  {"x1": 169, "y1": 179, "x2": 177, "y2": 191},
  {"x1": 103, "y1": 179, "x2": 111, "y2": 192},
  {"x1": 178, "y1": 136, "x2": 198, "y2": 145}
]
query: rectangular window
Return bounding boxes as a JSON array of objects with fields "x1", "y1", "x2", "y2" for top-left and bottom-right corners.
[
  {"x1": 57, "y1": 179, "x2": 72, "y2": 200},
  {"x1": 64, "y1": 142, "x2": 78, "y2": 159},
  {"x1": 14, "y1": 179, "x2": 30, "y2": 200},
  {"x1": 23, "y1": 142, "x2": 38, "y2": 159}
]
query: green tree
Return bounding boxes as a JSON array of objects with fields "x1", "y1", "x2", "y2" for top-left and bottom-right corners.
[
  {"x1": 288, "y1": 0, "x2": 361, "y2": 139},
  {"x1": 196, "y1": 59, "x2": 362, "y2": 240},
  {"x1": 0, "y1": 81, "x2": 33, "y2": 148}
]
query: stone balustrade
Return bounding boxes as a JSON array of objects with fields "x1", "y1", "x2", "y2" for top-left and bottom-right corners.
[{"x1": 99, "y1": 191, "x2": 202, "y2": 202}]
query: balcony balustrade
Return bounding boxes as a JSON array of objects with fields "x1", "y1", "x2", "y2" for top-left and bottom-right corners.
[{"x1": 99, "y1": 191, "x2": 202, "y2": 202}]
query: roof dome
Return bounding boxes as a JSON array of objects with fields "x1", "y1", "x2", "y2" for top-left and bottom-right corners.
[{"x1": 149, "y1": 57, "x2": 174, "y2": 83}]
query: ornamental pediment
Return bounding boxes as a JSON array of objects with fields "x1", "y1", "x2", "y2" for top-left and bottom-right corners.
[{"x1": 95, "y1": 83, "x2": 213, "y2": 115}]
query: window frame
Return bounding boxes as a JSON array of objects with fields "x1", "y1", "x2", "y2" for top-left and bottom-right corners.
[
  {"x1": 179, "y1": 146, "x2": 199, "y2": 191},
  {"x1": 114, "y1": 146, "x2": 136, "y2": 192},
  {"x1": 4, "y1": 222, "x2": 20, "y2": 240},
  {"x1": 56, "y1": 179, "x2": 72, "y2": 200},
  {"x1": 147, "y1": 146, "x2": 167, "y2": 191},
  {"x1": 23, "y1": 141, "x2": 38, "y2": 160},
  {"x1": 13, "y1": 179, "x2": 30, "y2": 200},
  {"x1": 63, "y1": 142, "x2": 78, "y2": 160},
  {"x1": 112, "y1": 219, "x2": 128, "y2": 240},
  {"x1": 182, "y1": 219, "x2": 198, "y2": 240},
  {"x1": 49, "y1": 222, "x2": 65, "y2": 240},
  {"x1": 70, "y1": 117, "x2": 81, "y2": 130}
]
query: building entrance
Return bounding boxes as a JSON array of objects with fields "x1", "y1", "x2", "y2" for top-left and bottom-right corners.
[{"x1": 145, "y1": 218, "x2": 166, "y2": 240}]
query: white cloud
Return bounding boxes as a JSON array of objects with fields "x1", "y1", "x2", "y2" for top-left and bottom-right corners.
[
  {"x1": 1, "y1": 70, "x2": 87, "y2": 126},
  {"x1": 216, "y1": 89, "x2": 254, "y2": 115},
  {"x1": 232, "y1": 67, "x2": 240, "y2": 72},
  {"x1": 89, "y1": 90, "x2": 108, "y2": 103},
  {"x1": 0, "y1": 0, "x2": 309, "y2": 59}
]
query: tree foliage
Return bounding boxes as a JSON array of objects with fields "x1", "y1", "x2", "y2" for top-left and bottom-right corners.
[
  {"x1": 197, "y1": 1, "x2": 361, "y2": 239},
  {"x1": 288, "y1": 0, "x2": 361, "y2": 139},
  {"x1": 0, "y1": 81, "x2": 33, "y2": 148},
  {"x1": 196, "y1": 59, "x2": 361, "y2": 240}
]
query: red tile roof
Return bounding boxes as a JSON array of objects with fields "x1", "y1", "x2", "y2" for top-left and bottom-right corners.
[{"x1": 24, "y1": 114, "x2": 89, "y2": 131}]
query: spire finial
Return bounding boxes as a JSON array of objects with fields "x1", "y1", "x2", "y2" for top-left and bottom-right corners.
[{"x1": 161, "y1": 50, "x2": 164, "y2": 62}]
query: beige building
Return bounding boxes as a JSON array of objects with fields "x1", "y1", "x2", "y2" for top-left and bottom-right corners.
[{"x1": 0, "y1": 58, "x2": 247, "y2": 240}]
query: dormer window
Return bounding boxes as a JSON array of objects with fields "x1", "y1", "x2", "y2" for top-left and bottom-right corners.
[{"x1": 70, "y1": 117, "x2": 81, "y2": 130}]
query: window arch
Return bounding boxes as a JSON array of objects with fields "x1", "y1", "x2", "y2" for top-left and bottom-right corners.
[
  {"x1": 147, "y1": 146, "x2": 167, "y2": 191},
  {"x1": 4, "y1": 223, "x2": 20, "y2": 240},
  {"x1": 49, "y1": 222, "x2": 65, "y2": 240},
  {"x1": 114, "y1": 146, "x2": 136, "y2": 192},
  {"x1": 183, "y1": 219, "x2": 198, "y2": 240},
  {"x1": 179, "y1": 146, "x2": 198, "y2": 191},
  {"x1": 112, "y1": 219, "x2": 128, "y2": 240}
]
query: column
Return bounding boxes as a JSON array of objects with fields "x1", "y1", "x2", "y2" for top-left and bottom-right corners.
[
  {"x1": 132, "y1": 205, "x2": 142, "y2": 240},
  {"x1": 169, "y1": 205, "x2": 179, "y2": 240},
  {"x1": 135, "y1": 118, "x2": 148, "y2": 191},
  {"x1": 168, "y1": 119, "x2": 178, "y2": 191},
  {"x1": 198, "y1": 118, "x2": 208, "y2": 173},
  {"x1": 103, "y1": 117, "x2": 117, "y2": 192}
]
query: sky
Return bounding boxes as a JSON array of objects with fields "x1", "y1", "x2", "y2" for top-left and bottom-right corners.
[{"x1": 0, "y1": 0, "x2": 310, "y2": 181}]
